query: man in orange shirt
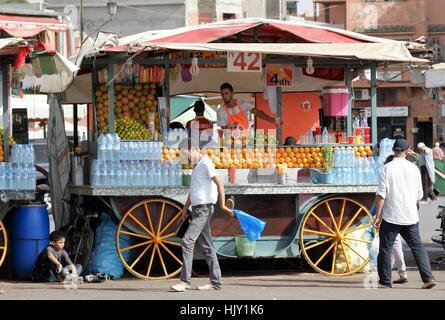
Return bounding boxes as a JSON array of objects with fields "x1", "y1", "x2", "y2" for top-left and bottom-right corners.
[
  {"x1": 186, "y1": 99, "x2": 214, "y2": 147},
  {"x1": 217, "y1": 83, "x2": 281, "y2": 135}
]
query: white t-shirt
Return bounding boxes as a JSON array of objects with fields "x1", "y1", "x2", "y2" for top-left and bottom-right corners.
[
  {"x1": 190, "y1": 156, "x2": 218, "y2": 206},
  {"x1": 376, "y1": 157, "x2": 423, "y2": 225},
  {"x1": 217, "y1": 100, "x2": 254, "y2": 127}
]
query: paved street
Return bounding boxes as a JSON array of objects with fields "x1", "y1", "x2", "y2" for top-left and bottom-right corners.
[{"x1": 0, "y1": 197, "x2": 444, "y2": 300}]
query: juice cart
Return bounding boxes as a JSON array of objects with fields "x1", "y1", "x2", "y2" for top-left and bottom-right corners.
[{"x1": 67, "y1": 19, "x2": 428, "y2": 279}]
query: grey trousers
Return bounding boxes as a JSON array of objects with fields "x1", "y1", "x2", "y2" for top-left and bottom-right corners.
[{"x1": 180, "y1": 204, "x2": 222, "y2": 288}]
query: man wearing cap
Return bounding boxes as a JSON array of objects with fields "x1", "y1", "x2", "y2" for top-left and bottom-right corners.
[
  {"x1": 374, "y1": 138, "x2": 435, "y2": 289},
  {"x1": 417, "y1": 142, "x2": 437, "y2": 202}
]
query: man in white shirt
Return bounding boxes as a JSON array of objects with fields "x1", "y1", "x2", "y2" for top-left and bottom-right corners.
[
  {"x1": 374, "y1": 138, "x2": 435, "y2": 289},
  {"x1": 171, "y1": 139, "x2": 234, "y2": 292}
]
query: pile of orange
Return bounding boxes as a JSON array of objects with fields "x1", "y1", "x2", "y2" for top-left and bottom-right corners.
[
  {"x1": 352, "y1": 146, "x2": 373, "y2": 157},
  {"x1": 162, "y1": 148, "x2": 181, "y2": 161},
  {"x1": 276, "y1": 147, "x2": 323, "y2": 169},
  {"x1": 95, "y1": 82, "x2": 160, "y2": 134}
]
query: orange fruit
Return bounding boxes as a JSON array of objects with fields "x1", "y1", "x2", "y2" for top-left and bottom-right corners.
[
  {"x1": 367, "y1": 150, "x2": 373, "y2": 157},
  {"x1": 360, "y1": 151, "x2": 367, "y2": 157},
  {"x1": 355, "y1": 152, "x2": 361, "y2": 157},
  {"x1": 358, "y1": 146, "x2": 365, "y2": 152},
  {"x1": 364, "y1": 146, "x2": 371, "y2": 152},
  {"x1": 304, "y1": 147, "x2": 310, "y2": 154}
]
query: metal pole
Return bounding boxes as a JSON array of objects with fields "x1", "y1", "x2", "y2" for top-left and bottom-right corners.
[
  {"x1": 107, "y1": 63, "x2": 115, "y2": 134},
  {"x1": 163, "y1": 54, "x2": 170, "y2": 136},
  {"x1": 346, "y1": 64, "x2": 352, "y2": 138},
  {"x1": 277, "y1": 87, "x2": 282, "y2": 146},
  {"x1": 80, "y1": 0, "x2": 83, "y2": 47},
  {"x1": 2, "y1": 65, "x2": 9, "y2": 161},
  {"x1": 371, "y1": 62, "x2": 377, "y2": 148},
  {"x1": 73, "y1": 103, "x2": 78, "y2": 148}
]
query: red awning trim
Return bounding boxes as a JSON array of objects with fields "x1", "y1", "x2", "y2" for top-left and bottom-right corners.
[{"x1": 0, "y1": 14, "x2": 67, "y2": 37}]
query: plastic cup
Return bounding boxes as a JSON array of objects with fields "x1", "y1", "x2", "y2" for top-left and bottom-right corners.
[
  {"x1": 355, "y1": 128, "x2": 361, "y2": 136},
  {"x1": 364, "y1": 127, "x2": 370, "y2": 135},
  {"x1": 364, "y1": 135, "x2": 370, "y2": 144},
  {"x1": 355, "y1": 135, "x2": 362, "y2": 144},
  {"x1": 348, "y1": 136, "x2": 353, "y2": 144}
]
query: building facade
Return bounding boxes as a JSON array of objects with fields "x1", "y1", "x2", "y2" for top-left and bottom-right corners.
[{"x1": 313, "y1": 0, "x2": 445, "y2": 147}]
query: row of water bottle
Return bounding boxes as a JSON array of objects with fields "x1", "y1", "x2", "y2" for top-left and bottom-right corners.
[
  {"x1": 379, "y1": 138, "x2": 395, "y2": 159},
  {"x1": 97, "y1": 133, "x2": 121, "y2": 161},
  {"x1": 163, "y1": 129, "x2": 188, "y2": 147},
  {"x1": 90, "y1": 160, "x2": 182, "y2": 187},
  {"x1": 120, "y1": 141, "x2": 162, "y2": 161},
  {"x1": 329, "y1": 156, "x2": 382, "y2": 185},
  {"x1": 0, "y1": 162, "x2": 36, "y2": 190},
  {"x1": 10, "y1": 144, "x2": 35, "y2": 164},
  {"x1": 333, "y1": 148, "x2": 355, "y2": 168}
]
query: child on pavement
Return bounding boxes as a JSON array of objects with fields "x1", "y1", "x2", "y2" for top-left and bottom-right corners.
[
  {"x1": 32, "y1": 230, "x2": 83, "y2": 283},
  {"x1": 171, "y1": 138, "x2": 234, "y2": 292}
]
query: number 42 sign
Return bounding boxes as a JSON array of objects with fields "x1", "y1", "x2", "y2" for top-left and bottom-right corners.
[{"x1": 227, "y1": 51, "x2": 262, "y2": 72}]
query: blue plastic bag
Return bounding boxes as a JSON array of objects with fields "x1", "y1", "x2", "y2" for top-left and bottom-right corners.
[
  {"x1": 234, "y1": 210, "x2": 266, "y2": 242},
  {"x1": 85, "y1": 213, "x2": 133, "y2": 279}
]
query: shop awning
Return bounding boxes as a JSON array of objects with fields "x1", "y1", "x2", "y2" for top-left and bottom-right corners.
[
  {"x1": 0, "y1": 14, "x2": 66, "y2": 37},
  {"x1": 141, "y1": 42, "x2": 429, "y2": 64},
  {"x1": 100, "y1": 18, "x2": 395, "y2": 53}
]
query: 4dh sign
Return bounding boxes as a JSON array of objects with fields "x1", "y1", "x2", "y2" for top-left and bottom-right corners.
[{"x1": 266, "y1": 64, "x2": 293, "y2": 87}]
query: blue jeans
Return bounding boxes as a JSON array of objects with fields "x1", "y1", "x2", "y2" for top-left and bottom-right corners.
[
  {"x1": 49, "y1": 264, "x2": 83, "y2": 282},
  {"x1": 377, "y1": 219, "x2": 433, "y2": 286}
]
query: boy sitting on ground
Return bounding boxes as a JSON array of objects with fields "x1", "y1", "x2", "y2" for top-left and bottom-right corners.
[{"x1": 32, "y1": 230, "x2": 83, "y2": 284}]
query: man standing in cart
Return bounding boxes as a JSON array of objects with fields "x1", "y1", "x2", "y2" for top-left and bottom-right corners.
[
  {"x1": 171, "y1": 138, "x2": 234, "y2": 292},
  {"x1": 218, "y1": 83, "x2": 281, "y2": 136}
]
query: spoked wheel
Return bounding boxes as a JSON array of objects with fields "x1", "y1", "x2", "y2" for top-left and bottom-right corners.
[
  {"x1": 300, "y1": 197, "x2": 375, "y2": 276},
  {"x1": 0, "y1": 221, "x2": 7, "y2": 268},
  {"x1": 116, "y1": 198, "x2": 184, "y2": 280}
]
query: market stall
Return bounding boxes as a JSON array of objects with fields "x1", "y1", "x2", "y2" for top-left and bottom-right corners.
[{"x1": 67, "y1": 18, "x2": 428, "y2": 279}]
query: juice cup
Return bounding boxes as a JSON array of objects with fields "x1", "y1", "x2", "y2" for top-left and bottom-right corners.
[
  {"x1": 348, "y1": 136, "x2": 353, "y2": 144},
  {"x1": 355, "y1": 135, "x2": 361, "y2": 144},
  {"x1": 355, "y1": 128, "x2": 361, "y2": 136},
  {"x1": 364, "y1": 127, "x2": 370, "y2": 136},
  {"x1": 364, "y1": 135, "x2": 370, "y2": 144}
]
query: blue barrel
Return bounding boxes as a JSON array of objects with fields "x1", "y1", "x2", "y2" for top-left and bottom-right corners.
[{"x1": 11, "y1": 204, "x2": 49, "y2": 280}]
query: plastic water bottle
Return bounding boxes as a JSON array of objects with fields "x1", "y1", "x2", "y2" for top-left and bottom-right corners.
[
  {"x1": 113, "y1": 134, "x2": 121, "y2": 161},
  {"x1": 175, "y1": 164, "x2": 182, "y2": 186},
  {"x1": 322, "y1": 127, "x2": 328, "y2": 144},
  {"x1": 98, "y1": 134, "x2": 106, "y2": 160}
]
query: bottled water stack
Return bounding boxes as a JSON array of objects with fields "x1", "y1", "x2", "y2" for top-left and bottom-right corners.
[
  {"x1": 91, "y1": 159, "x2": 182, "y2": 187},
  {"x1": 93, "y1": 133, "x2": 180, "y2": 187},
  {"x1": 0, "y1": 144, "x2": 36, "y2": 190}
]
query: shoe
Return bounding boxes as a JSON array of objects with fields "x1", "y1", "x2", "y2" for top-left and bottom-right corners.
[
  {"x1": 393, "y1": 278, "x2": 408, "y2": 284},
  {"x1": 378, "y1": 280, "x2": 392, "y2": 288},
  {"x1": 422, "y1": 280, "x2": 436, "y2": 289},
  {"x1": 171, "y1": 281, "x2": 191, "y2": 292},
  {"x1": 197, "y1": 283, "x2": 220, "y2": 290}
]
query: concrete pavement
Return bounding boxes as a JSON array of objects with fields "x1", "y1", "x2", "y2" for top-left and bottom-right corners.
[{"x1": 0, "y1": 197, "x2": 444, "y2": 300}]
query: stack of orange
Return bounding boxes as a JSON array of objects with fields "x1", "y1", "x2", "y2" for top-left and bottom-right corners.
[
  {"x1": 275, "y1": 147, "x2": 323, "y2": 169},
  {"x1": 0, "y1": 144, "x2": 3, "y2": 162},
  {"x1": 162, "y1": 148, "x2": 181, "y2": 161},
  {"x1": 353, "y1": 146, "x2": 373, "y2": 157}
]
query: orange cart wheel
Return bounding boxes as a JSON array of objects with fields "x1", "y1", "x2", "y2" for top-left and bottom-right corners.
[
  {"x1": 0, "y1": 220, "x2": 7, "y2": 268},
  {"x1": 116, "y1": 198, "x2": 184, "y2": 280},
  {"x1": 300, "y1": 197, "x2": 375, "y2": 276}
]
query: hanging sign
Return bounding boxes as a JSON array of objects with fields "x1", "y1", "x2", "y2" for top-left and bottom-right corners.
[
  {"x1": 266, "y1": 64, "x2": 293, "y2": 87},
  {"x1": 227, "y1": 51, "x2": 262, "y2": 72}
]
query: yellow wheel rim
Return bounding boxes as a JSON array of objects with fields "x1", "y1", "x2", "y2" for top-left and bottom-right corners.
[
  {"x1": 300, "y1": 197, "x2": 375, "y2": 276},
  {"x1": 116, "y1": 199, "x2": 184, "y2": 280},
  {"x1": 0, "y1": 221, "x2": 7, "y2": 268}
]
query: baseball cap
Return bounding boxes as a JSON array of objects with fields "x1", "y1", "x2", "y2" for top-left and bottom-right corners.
[
  {"x1": 417, "y1": 142, "x2": 426, "y2": 149},
  {"x1": 393, "y1": 138, "x2": 409, "y2": 151}
]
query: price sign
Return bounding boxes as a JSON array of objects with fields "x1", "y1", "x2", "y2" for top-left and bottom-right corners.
[
  {"x1": 266, "y1": 64, "x2": 293, "y2": 87},
  {"x1": 227, "y1": 51, "x2": 262, "y2": 72}
]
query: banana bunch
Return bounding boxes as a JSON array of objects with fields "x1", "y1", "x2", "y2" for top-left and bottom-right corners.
[{"x1": 321, "y1": 146, "x2": 334, "y2": 172}]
